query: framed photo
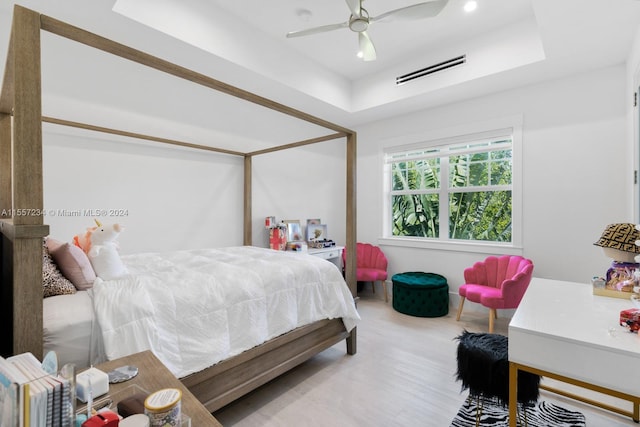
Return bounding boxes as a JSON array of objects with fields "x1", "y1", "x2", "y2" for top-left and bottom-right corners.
[
  {"x1": 284, "y1": 221, "x2": 304, "y2": 242},
  {"x1": 307, "y1": 224, "x2": 328, "y2": 241},
  {"x1": 306, "y1": 218, "x2": 321, "y2": 225}
]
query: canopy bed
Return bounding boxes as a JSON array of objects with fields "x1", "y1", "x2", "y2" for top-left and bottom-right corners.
[{"x1": 0, "y1": 5, "x2": 358, "y2": 412}]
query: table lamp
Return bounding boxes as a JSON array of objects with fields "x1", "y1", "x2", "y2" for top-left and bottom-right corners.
[{"x1": 593, "y1": 223, "x2": 640, "y2": 292}]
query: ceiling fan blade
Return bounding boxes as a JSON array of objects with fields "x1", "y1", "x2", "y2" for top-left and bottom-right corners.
[
  {"x1": 345, "y1": 0, "x2": 361, "y2": 17},
  {"x1": 286, "y1": 21, "x2": 349, "y2": 38},
  {"x1": 371, "y1": 0, "x2": 449, "y2": 23},
  {"x1": 358, "y1": 31, "x2": 376, "y2": 61}
]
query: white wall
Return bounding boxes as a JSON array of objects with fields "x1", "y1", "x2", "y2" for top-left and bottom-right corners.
[
  {"x1": 43, "y1": 127, "x2": 245, "y2": 254},
  {"x1": 42, "y1": 126, "x2": 349, "y2": 254},
  {"x1": 250, "y1": 139, "x2": 347, "y2": 248},
  {"x1": 355, "y1": 64, "x2": 630, "y2": 291}
]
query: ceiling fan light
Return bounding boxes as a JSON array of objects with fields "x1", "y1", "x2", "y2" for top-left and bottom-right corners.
[
  {"x1": 349, "y1": 18, "x2": 368, "y2": 32},
  {"x1": 357, "y1": 51, "x2": 364, "y2": 59},
  {"x1": 295, "y1": 8, "x2": 313, "y2": 22},
  {"x1": 349, "y1": 7, "x2": 370, "y2": 32},
  {"x1": 464, "y1": 1, "x2": 477, "y2": 13}
]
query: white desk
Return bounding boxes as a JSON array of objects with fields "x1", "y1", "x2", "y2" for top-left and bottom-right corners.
[{"x1": 508, "y1": 278, "x2": 640, "y2": 426}]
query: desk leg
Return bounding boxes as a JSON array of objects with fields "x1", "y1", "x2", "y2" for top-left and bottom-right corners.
[
  {"x1": 509, "y1": 362, "x2": 518, "y2": 427},
  {"x1": 634, "y1": 399, "x2": 639, "y2": 423}
]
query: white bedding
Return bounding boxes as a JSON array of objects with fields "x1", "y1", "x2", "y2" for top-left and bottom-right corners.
[
  {"x1": 43, "y1": 291, "x2": 106, "y2": 369},
  {"x1": 91, "y1": 246, "x2": 360, "y2": 378}
]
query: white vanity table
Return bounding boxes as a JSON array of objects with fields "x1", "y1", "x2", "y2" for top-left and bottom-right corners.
[
  {"x1": 307, "y1": 245, "x2": 344, "y2": 269},
  {"x1": 508, "y1": 277, "x2": 640, "y2": 426}
]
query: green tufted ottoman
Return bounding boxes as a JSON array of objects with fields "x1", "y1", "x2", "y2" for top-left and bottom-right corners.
[{"x1": 392, "y1": 272, "x2": 449, "y2": 317}]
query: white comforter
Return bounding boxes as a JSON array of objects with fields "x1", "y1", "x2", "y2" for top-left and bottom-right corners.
[{"x1": 91, "y1": 246, "x2": 360, "y2": 378}]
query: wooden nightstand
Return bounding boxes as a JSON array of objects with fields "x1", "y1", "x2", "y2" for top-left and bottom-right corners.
[{"x1": 91, "y1": 351, "x2": 221, "y2": 426}]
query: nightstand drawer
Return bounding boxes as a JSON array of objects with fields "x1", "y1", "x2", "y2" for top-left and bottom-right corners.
[
  {"x1": 307, "y1": 246, "x2": 344, "y2": 270},
  {"x1": 314, "y1": 250, "x2": 340, "y2": 260}
]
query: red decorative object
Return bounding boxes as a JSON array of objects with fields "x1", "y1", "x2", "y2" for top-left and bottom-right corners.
[
  {"x1": 269, "y1": 227, "x2": 287, "y2": 251},
  {"x1": 265, "y1": 216, "x2": 275, "y2": 227},
  {"x1": 619, "y1": 308, "x2": 640, "y2": 332},
  {"x1": 81, "y1": 411, "x2": 120, "y2": 427}
]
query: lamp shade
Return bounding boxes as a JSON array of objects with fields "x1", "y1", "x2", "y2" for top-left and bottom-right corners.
[{"x1": 593, "y1": 223, "x2": 640, "y2": 254}]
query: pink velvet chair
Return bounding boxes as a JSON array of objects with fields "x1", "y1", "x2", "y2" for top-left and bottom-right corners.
[
  {"x1": 342, "y1": 243, "x2": 389, "y2": 302},
  {"x1": 455, "y1": 255, "x2": 534, "y2": 333}
]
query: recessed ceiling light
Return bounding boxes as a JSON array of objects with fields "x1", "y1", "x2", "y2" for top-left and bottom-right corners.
[{"x1": 464, "y1": 1, "x2": 477, "y2": 12}]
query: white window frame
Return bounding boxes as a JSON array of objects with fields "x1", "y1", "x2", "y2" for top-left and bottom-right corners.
[{"x1": 379, "y1": 115, "x2": 523, "y2": 255}]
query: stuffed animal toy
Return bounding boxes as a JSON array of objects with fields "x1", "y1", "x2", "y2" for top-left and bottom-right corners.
[
  {"x1": 73, "y1": 225, "x2": 97, "y2": 254},
  {"x1": 74, "y1": 220, "x2": 128, "y2": 280}
]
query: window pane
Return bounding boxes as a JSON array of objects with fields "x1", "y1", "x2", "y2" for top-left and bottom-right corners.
[
  {"x1": 490, "y1": 151, "x2": 512, "y2": 185},
  {"x1": 449, "y1": 191, "x2": 512, "y2": 241},
  {"x1": 450, "y1": 154, "x2": 490, "y2": 188},
  {"x1": 392, "y1": 194, "x2": 439, "y2": 238},
  {"x1": 449, "y1": 155, "x2": 466, "y2": 188},
  {"x1": 451, "y1": 150, "x2": 513, "y2": 188},
  {"x1": 391, "y1": 162, "x2": 407, "y2": 191},
  {"x1": 469, "y1": 161, "x2": 487, "y2": 186},
  {"x1": 391, "y1": 159, "x2": 440, "y2": 191}
]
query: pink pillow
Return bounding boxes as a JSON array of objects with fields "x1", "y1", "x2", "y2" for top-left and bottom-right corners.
[
  {"x1": 43, "y1": 241, "x2": 76, "y2": 298},
  {"x1": 46, "y1": 238, "x2": 96, "y2": 290}
]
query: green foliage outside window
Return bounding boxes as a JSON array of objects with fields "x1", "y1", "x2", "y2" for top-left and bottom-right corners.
[
  {"x1": 392, "y1": 193, "x2": 440, "y2": 237},
  {"x1": 390, "y1": 146, "x2": 512, "y2": 242}
]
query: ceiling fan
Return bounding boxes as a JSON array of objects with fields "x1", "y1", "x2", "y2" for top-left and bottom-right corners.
[{"x1": 286, "y1": 0, "x2": 449, "y2": 61}]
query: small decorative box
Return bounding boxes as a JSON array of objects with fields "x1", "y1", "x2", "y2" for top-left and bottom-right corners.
[
  {"x1": 76, "y1": 367, "x2": 110, "y2": 402},
  {"x1": 619, "y1": 308, "x2": 640, "y2": 332}
]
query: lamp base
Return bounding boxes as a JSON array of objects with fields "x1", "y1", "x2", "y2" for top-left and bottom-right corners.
[{"x1": 605, "y1": 261, "x2": 639, "y2": 293}]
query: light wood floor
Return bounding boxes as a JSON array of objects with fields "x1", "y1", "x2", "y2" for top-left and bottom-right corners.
[{"x1": 214, "y1": 289, "x2": 638, "y2": 426}]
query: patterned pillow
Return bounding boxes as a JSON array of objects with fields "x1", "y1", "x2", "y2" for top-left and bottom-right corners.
[
  {"x1": 46, "y1": 238, "x2": 96, "y2": 290},
  {"x1": 43, "y1": 240, "x2": 76, "y2": 298}
]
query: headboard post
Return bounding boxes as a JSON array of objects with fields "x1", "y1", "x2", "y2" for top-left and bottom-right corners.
[
  {"x1": 1, "y1": 225, "x2": 49, "y2": 358},
  {"x1": 12, "y1": 5, "x2": 43, "y2": 227},
  {"x1": 0, "y1": 5, "x2": 47, "y2": 359},
  {"x1": 0, "y1": 114, "x2": 11, "y2": 212}
]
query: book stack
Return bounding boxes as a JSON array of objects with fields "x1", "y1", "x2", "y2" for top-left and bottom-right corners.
[{"x1": 0, "y1": 353, "x2": 72, "y2": 427}]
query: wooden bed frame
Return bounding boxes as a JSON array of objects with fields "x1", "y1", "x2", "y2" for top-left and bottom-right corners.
[{"x1": 0, "y1": 6, "x2": 357, "y2": 412}]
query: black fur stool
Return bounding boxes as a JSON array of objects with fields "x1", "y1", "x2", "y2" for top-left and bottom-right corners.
[{"x1": 455, "y1": 330, "x2": 540, "y2": 426}]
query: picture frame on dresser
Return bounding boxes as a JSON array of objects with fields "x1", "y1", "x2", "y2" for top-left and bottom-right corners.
[
  {"x1": 284, "y1": 220, "x2": 303, "y2": 242},
  {"x1": 307, "y1": 224, "x2": 328, "y2": 242}
]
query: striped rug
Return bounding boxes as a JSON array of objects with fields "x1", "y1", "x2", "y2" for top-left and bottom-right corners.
[{"x1": 450, "y1": 397, "x2": 586, "y2": 427}]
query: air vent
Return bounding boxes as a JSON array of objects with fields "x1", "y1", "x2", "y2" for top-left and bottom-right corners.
[{"x1": 396, "y1": 55, "x2": 466, "y2": 85}]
